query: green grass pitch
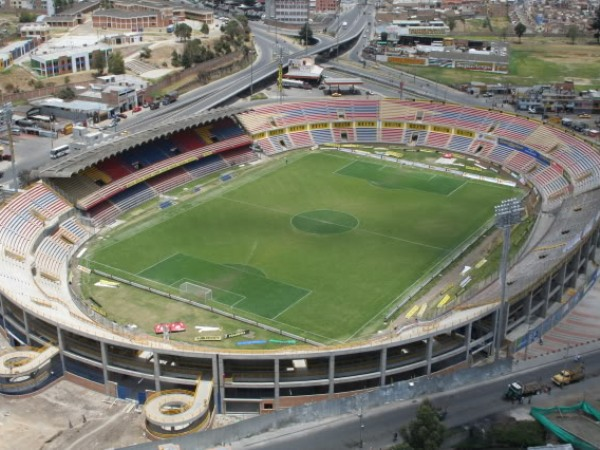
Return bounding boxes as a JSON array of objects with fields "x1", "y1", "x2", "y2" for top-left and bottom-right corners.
[{"x1": 86, "y1": 151, "x2": 520, "y2": 343}]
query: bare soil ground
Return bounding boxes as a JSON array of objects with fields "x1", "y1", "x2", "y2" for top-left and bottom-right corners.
[{"x1": 0, "y1": 380, "x2": 150, "y2": 450}]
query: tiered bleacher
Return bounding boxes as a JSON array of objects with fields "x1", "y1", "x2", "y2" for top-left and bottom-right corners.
[
  {"x1": 45, "y1": 118, "x2": 255, "y2": 227},
  {"x1": 33, "y1": 99, "x2": 600, "y2": 230},
  {"x1": 237, "y1": 99, "x2": 600, "y2": 203},
  {"x1": 0, "y1": 183, "x2": 71, "y2": 260}
]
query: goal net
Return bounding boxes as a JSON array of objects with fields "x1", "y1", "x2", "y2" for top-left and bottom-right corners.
[{"x1": 179, "y1": 281, "x2": 213, "y2": 301}]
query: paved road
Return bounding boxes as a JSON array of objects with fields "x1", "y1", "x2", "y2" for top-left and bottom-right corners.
[{"x1": 227, "y1": 347, "x2": 600, "y2": 450}]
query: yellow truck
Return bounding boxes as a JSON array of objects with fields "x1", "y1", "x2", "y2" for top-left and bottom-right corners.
[{"x1": 552, "y1": 364, "x2": 585, "y2": 387}]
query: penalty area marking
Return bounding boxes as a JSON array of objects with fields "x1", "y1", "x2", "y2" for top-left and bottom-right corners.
[{"x1": 272, "y1": 288, "x2": 313, "y2": 320}]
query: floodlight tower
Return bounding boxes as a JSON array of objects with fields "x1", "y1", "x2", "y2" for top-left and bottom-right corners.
[{"x1": 493, "y1": 197, "x2": 523, "y2": 360}]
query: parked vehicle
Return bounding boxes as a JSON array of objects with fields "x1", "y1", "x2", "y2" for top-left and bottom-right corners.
[
  {"x1": 117, "y1": 113, "x2": 127, "y2": 119},
  {"x1": 552, "y1": 365, "x2": 585, "y2": 387},
  {"x1": 149, "y1": 101, "x2": 161, "y2": 110},
  {"x1": 162, "y1": 91, "x2": 179, "y2": 105},
  {"x1": 504, "y1": 381, "x2": 546, "y2": 401},
  {"x1": 132, "y1": 106, "x2": 142, "y2": 113}
]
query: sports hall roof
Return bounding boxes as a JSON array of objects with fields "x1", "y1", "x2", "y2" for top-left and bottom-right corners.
[{"x1": 35, "y1": 105, "x2": 250, "y2": 179}]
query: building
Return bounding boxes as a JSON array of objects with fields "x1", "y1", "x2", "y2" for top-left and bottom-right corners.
[
  {"x1": 93, "y1": 9, "x2": 167, "y2": 31},
  {"x1": 30, "y1": 44, "x2": 112, "y2": 77},
  {"x1": 265, "y1": 0, "x2": 311, "y2": 24},
  {"x1": 92, "y1": 0, "x2": 213, "y2": 30},
  {"x1": 315, "y1": 0, "x2": 337, "y2": 13},
  {"x1": 19, "y1": 23, "x2": 51, "y2": 43},
  {"x1": 30, "y1": 97, "x2": 114, "y2": 123},
  {"x1": 285, "y1": 57, "x2": 324, "y2": 81}
]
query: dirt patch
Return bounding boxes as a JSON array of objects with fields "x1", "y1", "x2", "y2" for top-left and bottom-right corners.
[{"x1": 0, "y1": 380, "x2": 150, "y2": 450}]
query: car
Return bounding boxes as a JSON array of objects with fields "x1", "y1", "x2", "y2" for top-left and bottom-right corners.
[
  {"x1": 331, "y1": 92, "x2": 342, "y2": 97},
  {"x1": 318, "y1": 85, "x2": 326, "y2": 90},
  {"x1": 132, "y1": 106, "x2": 142, "y2": 113},
  {"x1": 117, "y1": 113, "x2": 127, "y2": 119},
  {"x1": 577, "y1": 113, "x2": 591, "y2": 119},
  {"x1": 482, "y1": 92, "x2": 493, "y2": 97},
  {"x1": 528, "y1": 107, "x2": 537, "y2": 114}
]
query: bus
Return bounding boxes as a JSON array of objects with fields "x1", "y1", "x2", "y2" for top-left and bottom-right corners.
[{"x1": 50, "y1": 144, "x2": 69, "y2": 160}]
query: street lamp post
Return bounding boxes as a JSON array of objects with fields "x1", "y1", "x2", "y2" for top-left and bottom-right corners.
[{"x1": 493, "y1": 198, "x2": 523, "y2": 360}]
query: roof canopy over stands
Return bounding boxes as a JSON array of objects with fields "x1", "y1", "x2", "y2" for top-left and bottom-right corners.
[{"x1": 34, "y1": 105, "x2": 251, "y2": 179}]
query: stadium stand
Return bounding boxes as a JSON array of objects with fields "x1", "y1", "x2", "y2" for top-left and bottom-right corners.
[{"x1": 0, "y1": 98, "x2": 599, "y2": 419}]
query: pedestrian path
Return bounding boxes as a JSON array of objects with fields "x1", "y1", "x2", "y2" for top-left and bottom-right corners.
[{"x1": 515, "y1": 279, "x2": 600, "y2": 362}]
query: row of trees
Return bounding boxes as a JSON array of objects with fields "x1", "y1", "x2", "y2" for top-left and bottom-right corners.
[
  {"x1": 90, "y1": 50, "x2": 125, "y2": 75},
  {"x1": 171, "y1": 16, "x2": 251, "y2": 69}
]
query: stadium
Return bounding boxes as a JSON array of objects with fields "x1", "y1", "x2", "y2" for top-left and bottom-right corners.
[{"x1": 0, "y1": 98, "x2": 599, "y2": 437}]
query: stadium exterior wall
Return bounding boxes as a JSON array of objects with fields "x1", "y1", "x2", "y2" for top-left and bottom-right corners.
[{"x1": 0, "y1": 222, "x2": 598, "y2": 412}]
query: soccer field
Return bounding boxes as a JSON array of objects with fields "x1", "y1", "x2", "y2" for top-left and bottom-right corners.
[{"x1": 86, "y1": 151, "x2": 520, "y2": 343}]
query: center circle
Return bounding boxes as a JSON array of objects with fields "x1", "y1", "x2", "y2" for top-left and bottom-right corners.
[{"x1": 291, "y1": 210, "x2": 359, "y2": 235}]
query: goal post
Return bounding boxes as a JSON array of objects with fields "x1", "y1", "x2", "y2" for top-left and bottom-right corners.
[{"x1": 179, "y1": 281, "x2": 213, "y2": 301}]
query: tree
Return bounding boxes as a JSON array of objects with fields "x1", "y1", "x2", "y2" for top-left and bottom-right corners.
[
  {"x1": 201, "y1": 22, "x2": 210, "y2": 35},
  {"x1": 174, "y1": 23, "x2": 192, "y2": 41},
  {"x1": 108, "y1": 51, "x2": 125, "y2": 74},
  {"x1": 19, "y1": 11, "x2": 37, "y2": 23},
  {"x1": 139, "y1": 47, "x2": 152, "y2": 59},
  {"x1": 514, "y1": 22, "x2": 526, "y2": 43},
  {"x1": 171, "y1": 50, "x2": 181, "y2": 67},
  {"x1": 398, "y1": 399, "x2": 446, "y2": 450},
  {"x1": 447, "y1": 17, "x2": 456, "y2": 32},
  {"x1": 566, "y1": 24, "x2": 579, "y2": 44},
  {"x1": 298, "y1": 22, "x2": 313, "y2": 45},
  {"x1": 56, "y1": 87, "x2": 76, "y2": 100},
  {"x1": 589, "y1": 7, "x2": 600, "y2": 43},
  {"x1": 91, "y1": 50, "x2": 106, "y2": 75}
]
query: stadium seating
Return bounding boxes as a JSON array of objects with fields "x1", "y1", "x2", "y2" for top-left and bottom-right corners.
[
  {"x1": 171, "y1": 129, "x2": 206, "y2": 152},
  {"x1": 288, "y1": 131, "x2": 315, "y2": 149},
  {"x1": 147, "y1": 168, "x2": 193, "y2": 194},
  {"x1": 310, "y1": 128, "x2": 334, "y2": 146},
  {"x1": 355, "y1": 126, "x2": 378, "y2": 143},
  {"x1": 380, "y1": 127, "x2": 405, "y2": 144},
  {"x1": 34, "y1": 232, "x2": 72, "y2": 280},
  {"x1": 446, "y1": 135, "x2": 473, "y2": 153},
  {"x1": 220, "y1": 147, "x2": 259, "y2": 166},
  {"x1": 425, "y1": 131, "x2": 452, "y2": 149}
]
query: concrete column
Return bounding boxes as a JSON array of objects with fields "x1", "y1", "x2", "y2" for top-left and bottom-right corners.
[
  {"x1": 274, "y1": 359, "x2": 280, "y2": 410},
  {"x1": 56, "y1": 327, "x2": 66, "y2": 372},
  {"x1": 328, "y1": 355, "x2": 335, "y2": 396},
  {"x1": 379, "y1": 347, "x2": 387, "y2": 387},
  {"x1": 218, "y1": 355, "x2": 226, "y2": 414},
  {"x1": 100, "y1": 341, "x2": 110, "y2": 395},
  {"x1": 557, "y1": 260, "x2": 566, "y2": 297},
  {"x1": 152, "y1": 351, "x2": 161, "y2": 392},
  {"x1": 23, "y1": 311, "x2": 31, "y2": 346},
  {"x1": 525, "y1": 291, "x2": 533, "y2": 323},
  {"x1": 465, "y1": 322, "x2": 472, "y2": 363},
  {"x1": 0, "y1": 295, "x2": 6, "y2": 332},
  {"x1": 212, "y1": 355, "x2": 221, "y2": 414},
  {"x1": 426, "y1": 337, "x2": 433, "y2": 375},
  {"x1": 541, "y1": 277, "x2": 551, "y2": 317}
]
